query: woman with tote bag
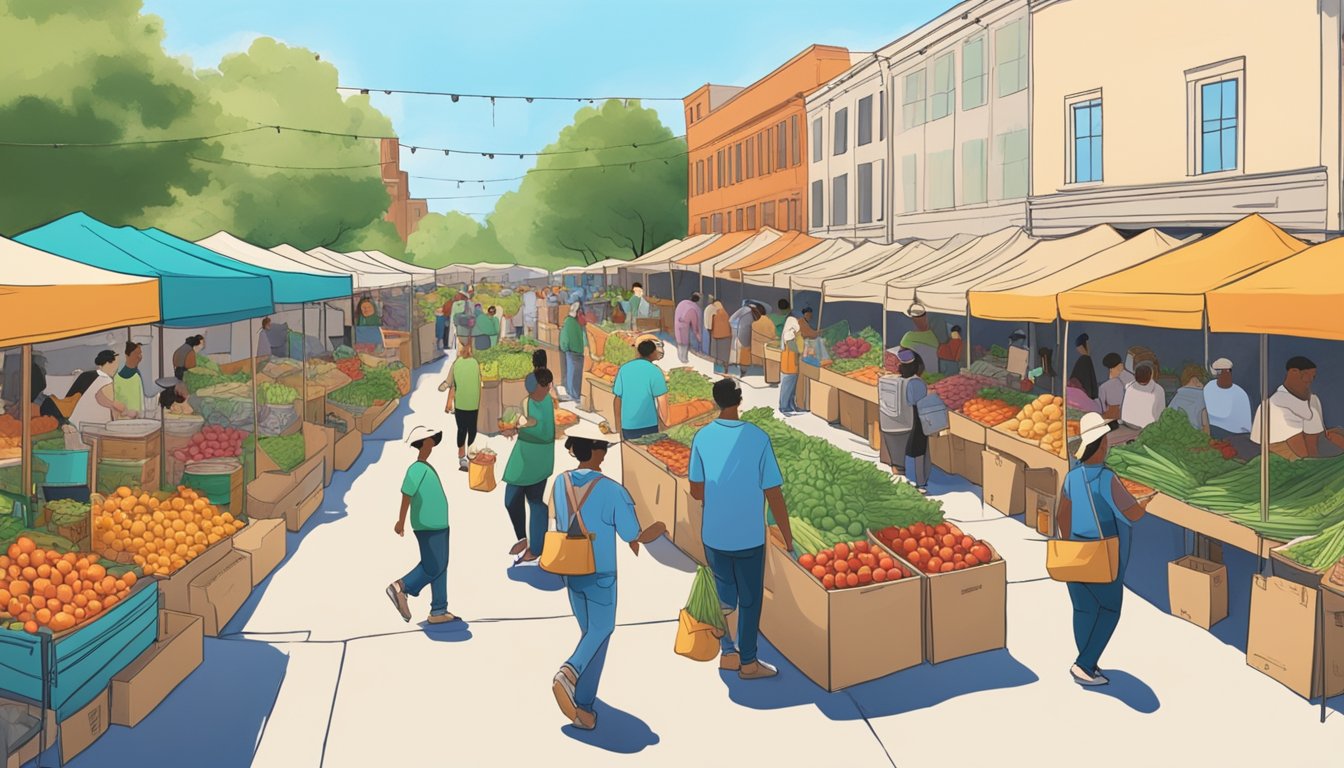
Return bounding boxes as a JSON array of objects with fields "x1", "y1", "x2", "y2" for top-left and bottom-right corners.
[{"x1": 1051, "y1": 412, "x2": 1149, "y2": 687}]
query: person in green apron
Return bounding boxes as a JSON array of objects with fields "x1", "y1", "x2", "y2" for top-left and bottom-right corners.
[
  {"x1": 500, "y1": 368, "x2": 556, "y2": 564},
  {"x1": 114, "y1": 341, "x2": 147, "y2": 419}
]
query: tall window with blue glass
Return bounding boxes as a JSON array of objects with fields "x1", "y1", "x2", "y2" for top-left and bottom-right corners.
[
  {"x1": 1072, "y1": 98, "x2": 1102, "y2": 183},
  {"x1": 1201, "y1": 79, "x2": 1238, "y2": 173}
]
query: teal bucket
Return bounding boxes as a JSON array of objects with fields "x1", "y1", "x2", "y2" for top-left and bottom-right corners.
[
  {"x1": 33, "y1": 448, "x2": 89, "y2": 486},
  {"x1": 182, "y1": 459, "x2": 240, "y2": 508}
]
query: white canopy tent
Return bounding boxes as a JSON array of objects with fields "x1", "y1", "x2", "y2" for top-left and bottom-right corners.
[
  {"x1": 623, "y1": 235, "x2": 717, "y2": 279},
  {"x1": 345, "y1": 250, "x2": 438, "y2": 288},
  {"x1": 801, "y1": 238, "x2": 957, "y2": 299},
  {"x1": 462, "y1": 263, "x2": 549, "y2": 284},
  {"x1": 883, "y1": 228, "x2": 1031, "y2": 315},
  {"x1": 741, "y1": 237, "x2": 858, "y2": 289}
]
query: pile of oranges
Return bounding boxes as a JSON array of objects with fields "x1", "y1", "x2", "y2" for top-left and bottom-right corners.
[
  {"x1": 1, "y1": 536, "x2": 135, "y2": 634},
  {"x1": 94, "y1": 486, "x2": 245, "y2": 577}
]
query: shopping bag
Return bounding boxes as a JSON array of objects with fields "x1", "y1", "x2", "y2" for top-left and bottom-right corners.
[
  {"x1": 539, "y1": 474, "x2": 597, "y2": 576},
  {"x1": 674, "y1": 609, "x2": 722, "y2": 661},
  {"x1": 468, "y1": 459, "x2": 496, "y2": 493},
  {"x1": 1046, "y1": 470, "x2": 1119, "y2": 583}
]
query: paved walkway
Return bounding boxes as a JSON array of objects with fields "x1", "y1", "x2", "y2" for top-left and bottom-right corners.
[{"x1": 67, "y1": 347, "x2": 1343, "y2": 767}]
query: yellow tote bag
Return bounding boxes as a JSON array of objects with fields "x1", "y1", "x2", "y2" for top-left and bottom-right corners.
[
  {"x1": 673, "y1": 609, "x2": 722, "y2": 661},
  {"x1": 1046, "y1": 470, "x2": 1120, "y2": 584},
  {"x1": 539, "y1": 473, "x2": 597, "y2": 576}
]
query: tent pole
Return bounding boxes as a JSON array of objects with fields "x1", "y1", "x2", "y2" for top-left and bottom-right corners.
[
  {"x1": 302, "y1": 306, "x2": 309, "y2": 424},
  {"x1": 251, "y1": 320, "x2": 259, "y2": 505},
  {"x1": 1062, "y1": 322, "x2": 1070, "y2": 411},
  {"x1": 20, "y1": 345, "x2": 31, "y2": 507},
  {"x1": 964, "y1": 309, "x2": 972, "y2": 368},
  {"x1": 1260, "y1": 333, "x2": 1269, "y2": 524}
]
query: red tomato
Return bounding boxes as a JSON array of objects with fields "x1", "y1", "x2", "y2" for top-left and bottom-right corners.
[
  {"x1": 965, "y1": 554, "x2": 980, "y2": 566},
  {"x1": 941, "y1": 534, "x2": 958, "y2": 548},
  {"x1": 902, "y1": 539, "x2": 917, "y2": 553},
  {"x1": 834, "y1": 542, "x2": 850, "y2": 560},
  {"x1": 833, "y1": 559, "x2": 850, "y2": 574},
  {"x1": 941, "y1": 562, "x2": 956, "y2": 573},
  {"x1": 855, "y1": 541, "x2": 870, "y2": 554},
  {"x1": 934, "y1": 524, "x2": 950, "y2": 536},
  {"x1": 879, "y1": 557, "x2": 895, "y2": 571},
  {"x1": 954, "y1": 562, "x2": 967, "y2": 570},
  {"x1": 873, "y1": 568, "x2": 887, "y2": 582},
  {"x1": 961, "y1": 536, "x2": 975, "y2": 549},
  {"x1": 939, "y1": 547, "x2": 954, "y2": 561},
  {"x1": 822, "y1": 574, "x2": 836, "y2": 589},
  {"x1": 811, "y1": 565, "x2": 827, "y2": 580},
  {"x1": 799, "y1": 554, "x2": 815, "y2": 569},
  {"x1": 926, "y1": 557, "x2": 943, "y2": 571},
  {"x1": 857, "y1": 570, "x2": 873, "y2": 585},
  {"x1": 846, "y1": 572, "x2": 859, "y2": 587},
  {"x1": 971, "y1": 544, "x2": 992, "y2": 562},
  {"x1": 897, "y1": 527, "x2": 911, "y2": 540},
  {"x1": 815, "y1": 552, "x2": 830, "y2": 566}
]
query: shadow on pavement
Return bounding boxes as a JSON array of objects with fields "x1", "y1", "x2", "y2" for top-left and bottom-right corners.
[
  {"x1": 720, "y1": 637, "x2": 1038, "y2": 721},
  {"x1": 1081, "y1": 668, "x2": 1161, "y2": 713},
  {"x1": 642, "y1": 535, "x2": 696, "y2": 573},
  {"x1": 561, "y1": 700, "x2": 660, "y2": 754},
  {"x1": 421, "y1": 618, "x2": 473, "y2": 642},
  {"x1": 63, "y1": 637, "x2": 288, "y2": 767},
  {"x1": 508, "y1": 565, "x2": 566, "y2": 591}
]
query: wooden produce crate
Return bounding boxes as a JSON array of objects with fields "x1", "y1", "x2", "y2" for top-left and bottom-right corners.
[
  {"x1": 587, "y1": 374, "x2": 618, "y2": 432},
  {"x1": 621, "y1": 443, "x2": 677, "y2": 533}
]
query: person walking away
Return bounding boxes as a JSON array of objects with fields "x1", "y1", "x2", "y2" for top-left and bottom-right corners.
[
  {"x1": 447, "y1": 292, "x2": 470, "y2": 351},
  {"x1": 702, "y1": 295, "x2": 717, "y2": 357},
  {"x1": 690, "y1": 378, "x2": 792, "y2": 678},
  {"x1": 559, "y1": 303, "x2": 586, "y2": 403},
  {"x1": 1120, "y1": 363, "x2": 1165, "y2": 430},
  {"x1": 877, "y1": 349, "x2": 930, "y2": 489},
  {"x1": 386, "y1": 426, "x2": 458, "y2": 624},
  {"x1": 69, "y1": 350, "x2": 128, "y2": 433},
  {"x1": 674, "y1": 293, "x2": 703, "y2": 364},
  {"x1": 256, "y1": 318, "x2": 273, "y2": 362},
  {"x1": 1096, "y1": 353, "x2": 1133, "y2": 421},
  {"x1": 937, "y1": 325, "x2": 964, "y2": 376},
  {"x1": 709, "y1": 299, "x2": 732, "y2": 374},
  {"x1": 1168, "y1": 365, "x2": 1209, "y2": 432},
  {"x1": 172, "y1": 335, "x2": 204, "y2": 381},
  {"x1": 1070, "y1": 334, "x2": 1099, "y2": 400},
  {"x1": 501, "y1": 368, "x2": 557, "y2": 563},
  {"x1": 1058, "y1": 412, "x2": 1147, "y2": 686},
  {"x1": 1204, "y1": 358, "x2": 1252, "y2": 440},
  {"x1": 728, "y1": 302, "x2": 759, "y2": 378},
  {"x1": 549, "y1": 422, "x2": 667, "y2": 730},
  {"x1": 899, "y1": 304, "x2": 940, "y2": 369},
  {"x1": 114, "y1": 342, "x2": 147, "y2": 419},
  {"x1": 1251, "y1": 356, "x2": 1344, "y2": 459},
  {"x1": 439, "y1": 343, "x2": 481, "y2": 471},
  {"x1": 474, "y1": 305, "x2": 501, "y2": 351},
  {"x1": 612, "y1": 337, "x2": 668, "y2": 440}
]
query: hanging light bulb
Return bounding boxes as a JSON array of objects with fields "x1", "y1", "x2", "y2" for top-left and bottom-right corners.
[
  {"x1": 526, "y1": 97, "x2": 534, "y2": 104},
  {"x1": 443, "y1": 149, "x2": 450, "y2": 156},
  {"x1": 518, "y1": 154, "x2": 524, "y2": 159},
  {"x1": 384, "y1": 90, "x2": 393, "y2": 95},
  {"x1": 451, "y1": 94, "x2": 460, "y2": 103},
  {"x1": 410, "y1": 146, "x2": 417, "y2": 154},
  {"x1": 360, "y1": 89, "x2": 369, "y2": 95}
]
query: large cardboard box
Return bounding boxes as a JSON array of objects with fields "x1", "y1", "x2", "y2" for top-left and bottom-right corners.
[
  {"x1": 334, "y1": 428, "x2": 362, "y2": 472},
  {"x1": 1168, "y1": 556, "x2": 1228, "y2": 630},
  {"x1": 837, "y1": 391, "x2": 868, "y2": 437},
  {"x1": 256, "y1": 422, "x2": 329, "y2": 476},
  {"x1": 538, "y1": 321, "x2": 560, "y2": 347},
  {"x1": 948, "y1": 411, "x2": 987, "y2": 444},
  {"x1": 189, "y1": 549, "x2": 253, "y2": 637},
  {"x1": 588, "y1": 376, "x2": 619, "y2": 432},
  {"x1": 109, "y1": 610, "x2": 204, "y2": 727},
  {"x1": 1023, "y1": 468, "x2": 1057, "y2": 535},
  {"x1": 621, "y1": 444, "x2": 676, "y2": 533},
  {"x1": 327, "y1": 397, "x2": 400, "y2": 435},
  {"x1": 673, "y1": 474, "x2": 706, "y2": 566},
  {"x1": 982, "y1": 449, "x2": 1025, "y2": 516},
  {"x1": 928, "y1": 433, "x2": 954, "y2": 472},
  {"x1": 247, "y1": 450, "x2": 325, "y2": 533},
  {"x1": 950, "y1": 435, "x2": 983, "y2": 485},
  {"x1": 0, "y1": 699, "x2": 55, "y2": 768},
  {"x1": 809, "y1": 379, "x2": 839, "y2": 422},
  {"x1": 318, "y1": 423, "x2": 336, "y2": 487},
  {"x1": 1247, "y1": 575, "x2": 1344, "y2": 699},
  {"x1": 154, "y1": 538, "x2": 237, "y2": 615},
  {"x1": 231, "y1": 518, "x2": 287, "y2": 586},
  {"x1": 761, "y1": 532, "x2": 923, "y2": 690},
  {"x1": 58, "y1": 688, "x2": 109, "y2": 763},
  {"x1": 910, "y1": 540, "x2": 1006, "y2": 663}
]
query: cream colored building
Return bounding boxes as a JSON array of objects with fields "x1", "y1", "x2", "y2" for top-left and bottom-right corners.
[
  {"x1": 1030, "y1": 0, "x2": 1344, "y2": 240},
  {"x1": 807, "y1": 0, "x2": 1031, "y2": 243}
]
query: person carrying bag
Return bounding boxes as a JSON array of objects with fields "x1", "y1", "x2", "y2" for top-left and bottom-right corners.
[
  {"x1": 1049, "y1": 411, "x2": 1148, "y2": 687},
  {"x1": 540, "y1": 472, "x2": 597, "y2": 576}
]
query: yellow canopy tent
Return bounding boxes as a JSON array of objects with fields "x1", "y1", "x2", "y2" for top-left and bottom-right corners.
[
  {"x1": 1207, "y1": 236, "x2": 1344, "y2": 341},
  {"x1": 1057, "y1": 214, "x2": 1307, "y2": 329}
]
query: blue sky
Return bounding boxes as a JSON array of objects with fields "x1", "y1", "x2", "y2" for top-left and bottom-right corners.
[{"x1": 142, "y1": 0, "x2": 949, "y2": 219}]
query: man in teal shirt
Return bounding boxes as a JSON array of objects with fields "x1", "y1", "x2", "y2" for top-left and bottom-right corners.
[
  {"x1": 387, "y1": 426, "x2": 457, "y2": 624},
  {"x1": 612, "y1": 337, "x2": 668, "y2": 440},
  {"x1": 559, "y1": 302, "x2": 586, "y2": 403}
]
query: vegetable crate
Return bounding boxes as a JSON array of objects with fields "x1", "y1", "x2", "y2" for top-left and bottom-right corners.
[{"x1": 761, "y1": 530, "x2": 923, "y2": 691}]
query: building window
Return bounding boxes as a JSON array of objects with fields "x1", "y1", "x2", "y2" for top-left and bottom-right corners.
[
  {"x1": 696, "y1": 104, "x2": 702, "y2": 120},
  {"x1": 1200, "y1": 79, "x2": 1238, "y2": 173},
  {"x1": 876, "y1": 159, "x2": 885, "y2": 220},
  {"x1": 962, "y1": 36, "x2": 986, "y2": 110},
  {"x1": 777, "y1": 121, "x2": 788, "y2": 168},
  {"x1": 727, "y1": 147, "x2": 734, "y2": 186},
  {"x1": 736, "y1": 208, "x2": 744, "y2": 230},
  {"x1": 758, "y1": 131, "x2": 767, "y2": 174},
  {"x1": 996, "y1": 19, "x2": 1028, "y2": 98},
  {"x1": 699, "y1": 216, "x2": 709, "y2": 234},
  {"x1": 858, "y1": 95, "x2": 873, "y2": 146},
  {"x1": 763, "y1": 200, "x2": 777, "y2": 229},
  {"x1": 832, "y1": 174, "x2": 848, "y2": 226},
  {"x1": 746, "y1": 206, "x2": 757, "y2": 230},
  {"x1": 810, "y1": 180, "x2": 824, "y2": 228},
  {"x1": 711, "y1": 212, "x2": 723, "y2": 233},
  {"x1": 929, "y1": 52, "x2": 955, "y2": 121},
  {"x1": 902, "y1": 154, "x2": 917, "y2": 213},
  {"x1": 857, "y1": 162, "x2": 874, "y2": 224},
  {"x1": 695, "y1": 160, "x2": 703, "y2": 195},
  {"x1": 834, "y1": 108, "x2": 848, "y2": 155},
  {"x1": 706, "y1": 156, "x2": 714, "y2": 192},
  {"x1": 766, "y1": 128, "x2": 774, "y2": 173},
  {"x1": 926, "y1": 150, "x2": 954, "y2": 210},
  {"x1": 879, "y1": 90, "x2": 886, "y2": 140},
  {"x1": 736, "y1": 143, "x2": 743, "y2": 183},
  {"x1": 788, "y1": 198, "x2": 799, "y2": 230},
  {"x1": 745, "y1": 138, "x2": 754, "y2": 178},
  {"x1": 997, "y1": 128, "x2": 1028, "y2": 199},
  {"x1": 902, "y1": 70, "x2": 926, "y2": 129},
  {"x1": 686, "y1": 108, "x2": 693, "y2": 125},
  {"x1": 812, "y1": 117, "x2": 823, "y2": 162},
  {"x1": 791, "y1": 116, "x2": 800, "y2": 166},
  {"x1": 716, "y1": 150, "x2": 724, "y2": 187},
  {"x1": 1071, "y1": 96, "x2": 1103, "y2": 183},
  {"x1": 962, "y1": 138, "x2": 987, "y2": 204}
]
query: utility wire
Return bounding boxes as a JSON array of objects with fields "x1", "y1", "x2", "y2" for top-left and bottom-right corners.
[
  {"x1": 187, "y1": 149, "x2": 688, "y2": 182},
  {"x1": 340, "y1": 87, "x2": 682, "y2": 102}
]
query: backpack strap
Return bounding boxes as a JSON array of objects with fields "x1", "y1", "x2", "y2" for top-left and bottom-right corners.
[{"x1": 561, "y1": 472, "x2": 600, "y2": 537}]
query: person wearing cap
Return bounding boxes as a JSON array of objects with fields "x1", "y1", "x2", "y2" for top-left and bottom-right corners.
[
  {"x1": 549, "y1": 421, "x2": 667, "y2": 730},
  {"x1": 1251, "y1": 356, "x2": 1344, "y2": 459},
  {"x1": 937, "y1": 325, "x2": 964, "y2": 376},
  {"x1": 674, "y1": 292, "x2": 703, "y2": 364},
  {"x1": 1057, "y1": 412, "x2": 1148, "y2": 687},
  {"x1": 1096, "y1": 353, "x2": 1134, "y2": 421},
  {"x1": 1203, "y1": 358, "x2": 1252, "y2": 438},
  {"x1": 690, "y1": 378, "x2": 792, "y2": 679},
  {"x1": 438, "y1": 342, "x2": 482, "y2": 471},
  {"x1": 708, "y1": 298, "x2": 732, "y2": 373},
  {"x1": 1168, "y1": 365, "x2": 1209, "y2": 432},
  {"x1": 900, "y1": 305, "x2": 940, "y2": 371},
  {"x1": 386, "y1": 426, "x2": 457, "y2": 625},
  {"x1": 1070, "y1": 334, "x2": 1099, "y2": 400},
  {"x1": 878, "y1": 348, "x2": 930, "y2": 489},
  {"x1": 613, "y1": 337, "x2": 669, "y2": 440},
  {"x1": 501, "y1": 367, "x2": 557, "y2": 563},
  {"x1": 1120, "y1": 363, "x2": 1165, "y2": 430},
  {"x1": 729, "y1": 301, "x2": 763, "y2": 377},
  {"x1": 559, "y1": 303, "x2": 586, "y2": 402}
]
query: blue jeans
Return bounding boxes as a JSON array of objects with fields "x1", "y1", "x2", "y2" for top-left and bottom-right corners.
[
  {"x1": 565, "y1": 351, "x2": 584, "y2": 402},
  {"x1": 704, "y1": 545, "x2": 765, "y2": 664},
  {"x1": 402, "y1": 528, "x2": 450, "y2": 615},
  {"x1": 505, "y1": 481, "x2": 549, "y2": 556},
  {"x1": 1067, "y1": 578, "x2": 1124, "y2": 672},
  {"x1": 621, "y1": 425, "x2": 659, "y2": 441},
  {"x1": 779, "y1": 373, "x2": 799, "y2": 413},
  {"x1": 701, "y1": 328, "x2": 710, "y2": 354},
  {"x1": 565, "y1": 573, "x2": 617, "y2": 711}
]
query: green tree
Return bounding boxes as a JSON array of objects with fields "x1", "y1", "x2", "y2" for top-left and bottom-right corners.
[
  {"x1": 490, "y1": 100, "x2": 686, "y2": 270},
  {"x1": 406, "y1": 212, "x2": 482, "y2": 267},
  {"x1": 331, "y1": 219, "x2": 406, "y2": 259}
]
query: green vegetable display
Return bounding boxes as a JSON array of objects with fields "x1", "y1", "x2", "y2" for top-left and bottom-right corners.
[
  {"x1": 259, "y1": 433, "x2": 306, "y2": 473},
  {"x1": 977, "y1": 387, "x2": 1038, "y2": 409},
  {"x1": 328, "y1": 365, "x2": 400, "y2": 408},
  {"x1": 603, "y1": 335, "x2": 637, "y2": 366},
  {"x1": 475, "y1": 339, "x2": 537, "y2": 381},
  {"x1": 332, "y1": 345, "x2": 357, "y2": 360},
  {"x1": 46, "y1": 499, "x2": 89, "y2": 527},
  {"x1": 1281, "y1": 517, "x2": 1344, "y2": 571},
  {"x1": 34, "y1": 437, "x2": 66, "y2": 451},
  {"x1": 827, "y1": 328, "x2": 883, "y2": 374},
  {"x1": 988, "y1": 345, "x2": 1008, "y2": 358},
  {"x1": 666, "y1": 368, "x2": 713, "y2": 405},
  {"x1": 665, "y1": 418, "x2": 713, "y2": 447},
  {"x1": 1108, "y1": 410, "x2": 1237, "y2": 486},
  {"x1": 683, "y1": 566, "x2": 728, "y2": 632},
  {"x1": 260, "y1": 382, "x2": 300, "y2": 405},
  {"x1": 0, "y1": 516, "x2": 25, "y2": 546},
  {"x1": 184, "y1": 366, "x2": 249, "y2": 394}
]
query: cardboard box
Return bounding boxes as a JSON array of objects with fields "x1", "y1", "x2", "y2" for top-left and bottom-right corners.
[
  {"x1": 928, "y1": 433, "x2": 954, "y2": 473},
  {"x1": 837, "y1": 390, "x2": 868, "y2": 437},
  {"x1": 327, "y1": 397, "x2": 400, "y2": 435},
  {"x1": 334, "y1": 428, "x2": 362, "y2": 472},
  {"x1": 673, "y1": 474, "x2": 706, "y2": 566},
  {"x1": 500, "y1": 377, "x2": 529, "y2": 412},
  {"x1": 0, "y1": 699, "x2": 55, "y2": 768},
  {"x1": 915, "y1": 540, "x2": 1007, "y2": 663},
  {"x1": 588, "y1": 376, "x2": 619, "y2": 432},
  {"x1": 255, "y1": 423, "x2": 329, "y2": 476},
  {"x1": 948, "y1": 411, "x2": 987, "y2": 444},
  {"x1": 581, "y1": 373, "x2": 594, "y2": 411},
  {"x1": 1168, "y1": 556, "x2": 1228, "y2": 630},
  {"x1": 621, "y1": 444, "x2": 676, "y2": 533},
  {"x1": 982, "y1": 449, "x2": 1025, "y2": 517},
  {"x1": 761, "y1": 532, "x2": 923, "y2": 690},
  {"x1": 809, "y1": 379, "x2": 839, "y2": 422},
  {"x1": 303, "y1": 391, "x2": 327, "y2": 426},
  {"x1": 189, "y1": 549, "x2": 253, "y2": 637},
  {"x1": 538, "y1": 321, "x2": 560, "y2": 347},
  {"x1": 477, "y1": 380, "x2": 503, "y2": 435},
  {"x1": 1247, "y1": 574, "x2": 1344, "y2": 699},
  {"x1": 155, "y1": 538, "x2": 238, "y2": 615},
  {"x1": 247, "y1": 449, "x2": 325, "y2": 533},
  {"x1": 95, "y1": 429, "x2": 160, "y2": 461},
  {"x1": 58, "y1": 688, "x2": 108, "y2": 763},
  {"x1": 232, "y1": 518, "x2": 287, "y2": 586},
  {"x1": 951, "y1": 435, "x2": 983, "y2": 486},
  {"x1": 95, "y1": 456, "x2": 160, "y2": 497},
  {"x1": 1024, "y1": 468, "x2": 1057, "y2": 534},
  {"x1": 109, "y1": 610, "x2": 204, "y2": 727}
]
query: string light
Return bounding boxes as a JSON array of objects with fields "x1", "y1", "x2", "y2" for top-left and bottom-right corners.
[{"x1": 339, "y1": 86, "x2": 679, "y2": 102}]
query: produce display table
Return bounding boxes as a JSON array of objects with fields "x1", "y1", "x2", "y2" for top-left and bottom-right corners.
[
  {"x1": 326, "y1": 397, "x2": 400, "y2": 435},
  {"x1": 585, "y1": 374, "x2": 618, "y2": 431},
  {"x1": 803, "y1": 362, "x2": 836, "y2": 422},
  {"x1": 1146, "y1": 493, "x2": 1283, "y2": 558},
  {"x1": 620, "y1": 444, "x2": 677, "y2": 534},
  {"x1": 383, "y1": 331, "x2": 413, "y2": 370},
  {"x1": 414, "y1": 321, "x2": 441, "y2": 368},
  {"x1": 538, "y1": 321, "x2": 560, "y2": 347},
  {"x1": 762, "y1": 342, "x2": 781, "y2": 384}
]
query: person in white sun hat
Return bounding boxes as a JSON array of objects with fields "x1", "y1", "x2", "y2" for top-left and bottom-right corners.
[
  {"x1": 1056, "y1": 412, "x2": 1148, "y2": 688},
  {"x1": 386, "y1": 426, "x2": 458, "y2": 625}
]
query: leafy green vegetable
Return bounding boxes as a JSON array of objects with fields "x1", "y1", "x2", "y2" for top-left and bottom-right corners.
[
  {"x1": 260, "y1": 382, "x2": 299, "y2": 405},
  {"x1": 259, "y1": 433, "x2": 306, "y2": 473},
  {"x1": 46, "y1": 499, "x2": 89, "y2": 526},
  {"x1": 1281, "y1": 518, "x2": 1344, "y2": 570},
  {"x1": 684, "y1": 566, "x2": 728, "y2": 631},
  {"x1": 603, "y1": 335, "x2": 636, "y2": 366},
  {"x1": 666, "y1": 368, "x2": 713, "y2": 405},
  {"x1": 328, "y1": 366, "x2": 400, "y2": 407},
  {"x1": 977, "y1": 387, "x2": 1037, "y2": 409}
]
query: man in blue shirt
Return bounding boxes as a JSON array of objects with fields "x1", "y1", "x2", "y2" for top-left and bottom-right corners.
[
  {"x1": 690, "y1": 378, "x2": 793, "y2": 679},
  {"x1": 549, "y1": 421, "x2": 667, "y2": 730},
  {"x1": 612, "y1": 336, "x2": 668, "y2": 440}
]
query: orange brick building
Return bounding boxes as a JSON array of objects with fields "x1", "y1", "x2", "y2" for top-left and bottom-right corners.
[
  {"x1": 684, "y1": 45, "x2": 852, "y2": 236},
  {"x1": 379, "y1": 138, "x2": 429, "y2": 241}
]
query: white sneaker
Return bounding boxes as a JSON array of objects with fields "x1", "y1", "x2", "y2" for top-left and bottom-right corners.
[{"x1": 1070, "y1": 664, "x2": 1108, "y2": 686}]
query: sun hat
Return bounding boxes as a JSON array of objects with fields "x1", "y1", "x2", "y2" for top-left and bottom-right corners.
[
  {"x1": 1210, "y1": 358, "x2": 1233, "y2": 373},
  {"x1": 404, "y1": 425, "x2": 444, "y2": 446},
  {"x1": 1075, "y1": 413, "x2": 1116, "y2": 460},
  {"x1": 566, "y1": 419, "x2": 619, "y2": 443},
  {"x1": 895, "y1": 347, "x2": 917, "y2": 364},
  {"x1": 908, "y1": 303, "x2": 927, "y2": 317}
]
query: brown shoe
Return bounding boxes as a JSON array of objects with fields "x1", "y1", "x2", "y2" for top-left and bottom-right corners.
[
  {"x1": 552, "y1": 668, "x2": 578, "y2": 722},
  {"x1": 572, "y1": 708, "x2": 597, "y2": 730},
  {"x1": 509, "y1": 538, "x2": 529, "y2": 556},
  {"x1": 719, "y1": 652, "x2": 740, "y2": 671},
  {"x1": 427, "y1": 612, "x2": 459, "y2": 624},
  {"x1": 385, "y1": 580, "x2": 411, "y2": 622},
  {"x1": 739, "y1": 660, "x2": 778, "y2": 680}
]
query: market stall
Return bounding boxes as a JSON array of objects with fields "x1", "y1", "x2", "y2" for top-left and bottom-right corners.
[
  {"x1": 306, "y1": 247, "x2": 418, "y2": 366},
  {"x1": 340, "y1": 249, "x2": 444, "y2": 366},
  {"x1": 669, "y1": 229, "x2": 780, "y2": 305},
  {"x1": 623, "y1": 235, "x2": 724, "y2": 321}
]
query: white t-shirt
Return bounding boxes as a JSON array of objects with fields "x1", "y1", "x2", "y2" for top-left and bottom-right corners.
[
  {"x1": 1204, "y1": 381, "x2": 1253, "y2": 434},
  {"x1": 781, "y1": 316, "x2": 800, "y2": 348},
  {"x1": 70, "y1": 370, "x2": 115, "y2": 432},
  {"x1": 1098, "y1": 369, "x2": 1135, "y2": 412},
  {"x1": 1251, "y1": 387, "x2": 1324, "y2": 445},
  {"x1": 1120, "y1": 380, "x2": 1165, "y2": 429}
]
